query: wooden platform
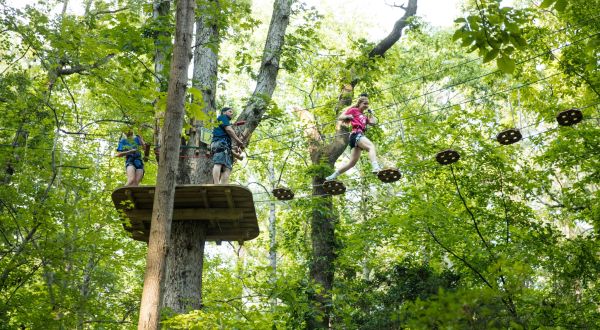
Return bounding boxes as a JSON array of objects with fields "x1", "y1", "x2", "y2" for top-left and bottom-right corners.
[{"x1": 111, "y1": 184, "x2": 259, "y2": 243}]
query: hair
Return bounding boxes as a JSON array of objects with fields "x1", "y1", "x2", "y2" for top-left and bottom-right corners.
[
  {"x1": 221, "y1": 107, "x2": 232, "y2": 114},
  {"x1": 359, "y1": 92, "x2": 369, "y2": 97},
  {"x1": 353, "y1": 96, "x2": 369, "y2": 108}
]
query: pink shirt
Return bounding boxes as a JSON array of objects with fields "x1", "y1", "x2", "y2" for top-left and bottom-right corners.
[{"x1": 344, "y1": 107, "x2": 370, "y2": 133}]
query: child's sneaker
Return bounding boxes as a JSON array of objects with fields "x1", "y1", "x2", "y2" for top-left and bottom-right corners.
[
  {"x1": 371, "y1": 163, "x2": 381, "y2": 173},
  {"x1": 325, "y1": 172, "x2": 339, "y2": 181}
]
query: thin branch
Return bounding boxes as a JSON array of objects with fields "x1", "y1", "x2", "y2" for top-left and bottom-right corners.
[
  {"x1": 0, "y1": 45, "x2": 31, "y2": 75},
  {"x1": 55, "y1": 165, "x2": 90, "y2": 169},
  {"x1": 90, "y1": 7, "x2": 129, "y2": 16},
  {"x1": 425, "y1": 226, "x2": 494, "y2": 289},
  {"x1": 56, "y1": 54, "x2": 115, "y2": 76},
  {"x1": 450, "y1": 166, "x2": 491, "y2": 252},
  {"x1": 498, "y1": 172, "x2": 510, "y2": 244},
  {"x1": 59, "y1": 75, "x2": 80, "y2": 124}
]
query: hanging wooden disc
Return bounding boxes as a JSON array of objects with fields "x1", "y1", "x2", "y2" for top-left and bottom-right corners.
[
  {"x1": 496, "y1": 128, "x2": 522, "y2": 145},
  {"x1": 377, "y1": 168, "x2": 402, "y2": 183},
  {"x1": 272, "y1": 187, "x2": 294, "y2": 200},
  {"x1": 323, "y1": 180, "x2": 346, "y2": 195},
  {"x1": 436, "y1": 149, "x2": 460, "y2": 165},
  {"x1": 556, "y1": 108, "x2": 583, "y2": 126}
]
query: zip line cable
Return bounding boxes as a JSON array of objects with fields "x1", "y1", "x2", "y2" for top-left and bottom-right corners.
[
  {"x1": 245, "y1": 30, "x2": 600, "y2": 148},
  {"x1": 2, "y1": 29, "x2": 598, "y2": 177},
  {"x1": 4, "y1": 25, "x2": 598, "y2": 153}
]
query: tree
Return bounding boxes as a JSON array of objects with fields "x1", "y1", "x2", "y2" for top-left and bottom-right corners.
[
  {"x1": 137, "y1": 0, "x2": 196, "y2": 328},
  {"x1": 160, "y1": 0, "x2": 294, "y2": 315},
  {"x1": 295, "y1": 1, "x2": 417, "y2": 327}
]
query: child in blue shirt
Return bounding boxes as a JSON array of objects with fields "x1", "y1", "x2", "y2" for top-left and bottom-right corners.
[{"x1": 116, "y1": 129, "x2": 147, "y2": 186}]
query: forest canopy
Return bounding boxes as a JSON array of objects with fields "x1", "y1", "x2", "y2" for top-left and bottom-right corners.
[{"x1": 0, "y1": 0, "x2": 598, "y2": 328}]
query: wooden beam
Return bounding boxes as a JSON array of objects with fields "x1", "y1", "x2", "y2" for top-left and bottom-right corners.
[
  {"x1": 224, "y1": 188, "x2": 234, "y2": 208},
  {"x1": 224, "y1": 188, "x2": 240, "y2": 234},
  {"x1": 200, "y1": 189, "x2": 210, "y2": 208},
  {"x1": 123, "y1": 189, "x2": 137, "y2": 209},
  {"x1": 126, "y1": 208, "x2": 244, "y2": 221}
]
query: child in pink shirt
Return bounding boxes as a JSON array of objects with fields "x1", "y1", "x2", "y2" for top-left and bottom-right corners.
[{"x1": 326, "y1": 96, "x2": 381, "y2": 181}]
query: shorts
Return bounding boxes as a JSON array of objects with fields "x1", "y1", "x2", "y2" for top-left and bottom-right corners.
[
  {"x1": 125, "y1": 157, "x2": 144, "y2": 170},
  {"x1": 349, "y1": 132, "x2": 364, "y2": 149},
  {"x1": 211, "y1": 138, "x2": 233, "y2": 170}
]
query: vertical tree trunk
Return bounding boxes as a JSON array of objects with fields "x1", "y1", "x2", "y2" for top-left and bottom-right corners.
[
  {"x1": 163, "y1": 0, "x2": 220, "y2": 314},
  {"x1": 163, "y1": 0, "x2": 293, "y2": 315},
  {"x1": 152, "y1": 0, "x2": 171, "y2": 161},
  {"x1": 268, "y1": 162, "x2": 278, "y2": 309},
  {"x1": 162, "y1": 222, "x2": 206, "y2": 311},
  {"x1": 307, "y1": 179, "x2": 336, "y2": 329},
  {"x1": 138, "y1": 0, "x2": 196, "y2": 328}
]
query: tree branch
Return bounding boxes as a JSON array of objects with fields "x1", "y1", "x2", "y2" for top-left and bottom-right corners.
[
  {"x1": 426, "y1": 226, "x2": 494, "y2": 289},
  {"x1": 56, "y1": 54, "x2": 115, "y2": 76},
  {"x1": 368, "y1": 0, "x2": 417, "y2": 58},
  {"x1": 450, "y1": 166, "x2": 491, "y2": 252}
]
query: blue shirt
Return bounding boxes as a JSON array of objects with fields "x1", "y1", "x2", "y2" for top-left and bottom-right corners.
[
  {"x1": 117, "y1": 136, "x2": 143, "y2": 159},
  {"x1": 212, "y1": 114, "x2": 231, "y2": 139}
]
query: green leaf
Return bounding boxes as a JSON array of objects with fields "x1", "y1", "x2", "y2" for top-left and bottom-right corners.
[
  {"x1": 452, "y1": 29, "x2": 464, "y2": 42},
  {"x1": 539, "y1": 0, "x2": 556, "y2": 9},
  {"x1": 496, "y1": 55, "x2": 515, "y2": 74},
  {"x1": 554, "y1": 0, "x2": 568, "y2": 11},
  {"x1": 483, "y1": 48, "x2": 500, "y2": 63}
]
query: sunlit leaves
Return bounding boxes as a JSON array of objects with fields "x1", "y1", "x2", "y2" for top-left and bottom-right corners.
[{"x1": 452, "y1": 0, "x2": 532, "y2": 75}]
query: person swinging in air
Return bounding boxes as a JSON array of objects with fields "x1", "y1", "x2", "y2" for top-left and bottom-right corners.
[
  {"x1": 116, "y1": 128, "x2": 147, "y2": 186},
  {"x1": 326, "y1": 95, "x2": 381, "y2": 181}
]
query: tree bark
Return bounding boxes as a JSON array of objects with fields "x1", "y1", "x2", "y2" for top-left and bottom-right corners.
[
  {"x1": 163, "y1": 0, "x2": 219, "y2": 314},
  {"x1": 138, "y1": 0, "x2": 195, "y2": 328},
  {"x1": 162, "y1": 222, "x2": 206, "y2": 312},
  {"x1": 163, "y1": 0, "x2": 293, "y2": 315},
  {"x1": 152, "y1": 0, "x2": 171, "y2": 161},
  {"x1": 236, "y1": 0, "x2": 293, "y2": 139}
]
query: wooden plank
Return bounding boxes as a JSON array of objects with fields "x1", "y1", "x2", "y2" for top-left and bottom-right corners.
[
  {"x1": 112, "y1": 184, "x2": 259, "y2": 243},
  {"x1": 126, "y1": 208, "x2": 244, "y2": 221},
  {"x1": 224, "y1": 188, "x2": 235, "y2": 208},
  {"x1": 223, "y1": 188, "x2": 241, "y2": 235}
]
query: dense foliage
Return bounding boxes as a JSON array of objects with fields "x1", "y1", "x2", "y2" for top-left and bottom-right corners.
[{"x1": 0, "y1": 0, "x2": 598, "y2": 328}]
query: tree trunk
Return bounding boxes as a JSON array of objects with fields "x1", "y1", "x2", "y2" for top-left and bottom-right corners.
[
  {"x1": 163, "y1": 0, "x2": 293, "y2": 315},
  {"x1": 163, "y1": 0, "x2": 220, "y2": 314},
  {"x1": 138, "y1": 0, "x2": 195, "y2": 328},
  {"x1": 152, "y1": 0, "x2": 171, "y2": 161},
  {"x1": 235, "y1": 0, "x2": 293, "y2": 138},
  {"x1": 307, "y1": 179, "x2": 335, "y2": 330},
  {"x1": 162, "y1": 222, "x2": 206, "y2": 312},
  {"x1": 301, "y1": 1, "x2": 418, "y2": 327}
]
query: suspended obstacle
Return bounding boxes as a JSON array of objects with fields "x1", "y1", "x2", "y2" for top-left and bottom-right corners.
[
  {"x1": 272, "y1": 186, "x2": 294, "y2": 200},
  {"x1": 496, "y1": 128, "x2": 523, "y2": 145},
  {"x1": 111, "y1": 184, "x2": 259, "y2": 243},
  {"x1": 436, "y1": 149, "x2": 460, "y2": 165},
  {"x1": 376, "y1": 168, "x2": 402, "y2": 183},
  {"x1": 323, "y1": 180, "x2": 346, "y2": 195},
  {"x1": 556, "y1": 108, "x2": 583, "y2": 126}
]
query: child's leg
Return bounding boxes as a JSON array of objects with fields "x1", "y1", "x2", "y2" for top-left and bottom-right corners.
[
  {"x1": 212, "y1": 164, "x2": 223, "y2": 184},
  {"x1": 326, "y1": 147, "x2": 361, "y2": 180},
  {"x1": 357, "y1": 137, "x2": 380, "y2": 170},
  {"x1": 220, "y1": 168, "x2": 232, "y2": 184},
  {"x1": 125, "y1": 165, "x2": 136, "y2": 186}
]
